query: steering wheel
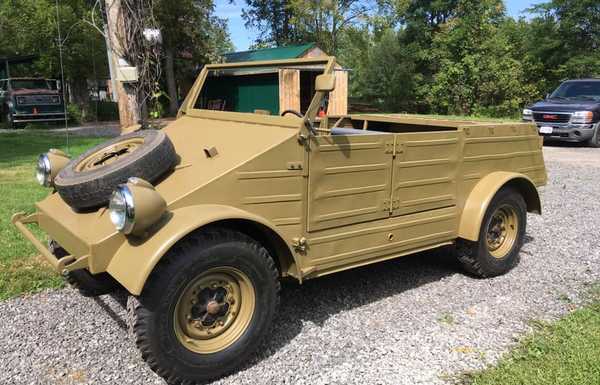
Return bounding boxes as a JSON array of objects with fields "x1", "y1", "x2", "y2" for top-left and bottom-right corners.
[{"x1": 281, "y1": 109, "x2": 304, "y2": 118}]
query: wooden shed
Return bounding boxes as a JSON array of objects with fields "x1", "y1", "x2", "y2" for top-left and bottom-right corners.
[{"x1": 222, "y1": 43, "x2": 348, "y2": 116}]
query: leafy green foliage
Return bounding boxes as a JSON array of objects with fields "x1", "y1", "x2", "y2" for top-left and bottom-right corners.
[{"x1": 247, "y1": 0, "x2": 599, "y2": 117}]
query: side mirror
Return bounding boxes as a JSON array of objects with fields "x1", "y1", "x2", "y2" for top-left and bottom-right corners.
[{"x1": 315, "y1": 74, "x2": 336, "y2": 92}]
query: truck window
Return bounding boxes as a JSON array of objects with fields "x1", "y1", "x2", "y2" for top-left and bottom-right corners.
[
  {"x1": 550, "y1": 81, "x2": 600, "y2": 101},
  {"x1": 11, "y1": 79, "x2": 51, "y2": 90}
]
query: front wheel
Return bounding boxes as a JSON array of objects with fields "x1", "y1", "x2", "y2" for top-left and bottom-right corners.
[
  {"x1": 131, "y1": 228, "x2": 280, "y2": 384},
  {"x1": 456, "y1": 187, "x2": 527, "y2": 277},
  {"x1": 586, "y1": 126, "x2": 600, "y2": 148}
]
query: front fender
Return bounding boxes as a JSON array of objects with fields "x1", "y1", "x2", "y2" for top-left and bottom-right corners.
[
  {"x1": 458, "y1": 172, "x2": 541, "y2": 242},
  {"x1": 106, "y1": 204, "x2": 294, "y2": 295}
]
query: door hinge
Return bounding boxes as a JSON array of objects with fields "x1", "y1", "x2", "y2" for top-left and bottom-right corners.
[
  {"x1": 383, "y1": 198, "x2": 400, "y2": 212},
  {"x1": 385, "y1": 141, "x2": 403, "y2": 157},
  {"x1": 292, "y1": 237, "x2": 307, "y2": 252}
]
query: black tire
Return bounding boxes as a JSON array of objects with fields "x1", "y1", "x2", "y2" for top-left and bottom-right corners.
[
  {"x1": 49, "y1": 240, "x2": 120, "y2": 297},
  {"x1": 5, "y1": 111, "x2": 15, "y2": 129},
  {"x1": 54, "y1": 130, "x2": 177, "y2": 210},
  {"x1": 131, "y1": 228, "x2": 280, "y2": 384},
  {"x1": 586, "y1": 126, "x2": 600, "y2": 148},
  {"x1": 456, "y1": 187, "x2": 527, "y2": 278}
]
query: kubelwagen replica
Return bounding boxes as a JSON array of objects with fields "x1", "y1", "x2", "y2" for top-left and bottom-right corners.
[{"x1": 13, "y1": 57, "x2": 546, "y2": 384}]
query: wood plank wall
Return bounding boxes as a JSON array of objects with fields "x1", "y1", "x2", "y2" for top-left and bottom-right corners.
[{"x1": 279, "y1": 69, "x2": 300, "y2": 114}]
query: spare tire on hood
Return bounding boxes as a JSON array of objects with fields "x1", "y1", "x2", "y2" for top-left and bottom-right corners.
[{"x1": 54, "y1": 130, "x2": 177, "y2": 211}]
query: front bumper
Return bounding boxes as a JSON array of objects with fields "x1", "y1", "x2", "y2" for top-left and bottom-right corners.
[
  {"x1": 534, "y1": 121, "x2": 597, "y2": 142},
  {"x1": 11, "y1": 212, "x2": 89, "y2": 275},
  {"x1": 13, "y1": 112, "x2": 67, "y2": 124}
]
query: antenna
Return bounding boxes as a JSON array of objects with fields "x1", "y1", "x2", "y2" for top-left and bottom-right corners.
[{"x1": 55, "y1": 0, "x2": 69, "y2": 154}]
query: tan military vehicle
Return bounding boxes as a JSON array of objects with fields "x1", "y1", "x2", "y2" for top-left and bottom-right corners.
[{"x1": 13, "y1": 57, "x2": 546, "y2": 384}]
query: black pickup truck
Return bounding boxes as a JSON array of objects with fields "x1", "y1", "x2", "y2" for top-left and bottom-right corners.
[
  {"x1": 523, "y1": 79, "x2": 600, "y2": 147},
  {"x1": 0, "y1": 78, "x2": 66, "y2": 128}
]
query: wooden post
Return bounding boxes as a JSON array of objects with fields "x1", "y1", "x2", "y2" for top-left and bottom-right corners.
[{"x1": 104, "y1": 0, "x2": 140, "y2": 131}]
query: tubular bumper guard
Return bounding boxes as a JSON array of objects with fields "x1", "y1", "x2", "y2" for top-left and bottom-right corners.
[{"x1": 11, "y1": 212, "x2": 89, "y2": 275}]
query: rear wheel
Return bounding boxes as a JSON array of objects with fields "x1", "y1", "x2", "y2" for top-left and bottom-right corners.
[
  {"x1": 456, "y1": 188, "x2": 527, "y2": 277},
  {"x1": 131, "y1": 228, "x2": 280, "y2": 384}
]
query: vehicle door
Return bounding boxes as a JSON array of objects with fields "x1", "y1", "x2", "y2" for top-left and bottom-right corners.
[
  {"x1": 390, "y1": 131, "x2": 460, "y2": 217},
  {"x1": 306, "y1": 132, "x2": 394, "y2": 232}
]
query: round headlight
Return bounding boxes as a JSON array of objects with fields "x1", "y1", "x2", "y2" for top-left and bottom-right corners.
[
  {"x1": 36, "y1": 154, "x2": 51, "y2": 186},
  {"x1": 109, "y1": 185, "x2": 135, "y2": 234}
]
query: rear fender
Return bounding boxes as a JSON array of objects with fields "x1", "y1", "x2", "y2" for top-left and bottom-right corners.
[
  {"x1": 458, "y1": 172, "x2": 541, "y2": 241},
  {"x1": 106, "y1": 204, "x2": 295, "y2": 295}
]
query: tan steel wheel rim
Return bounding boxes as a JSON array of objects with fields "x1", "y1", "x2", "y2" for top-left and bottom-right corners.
[
  {"x1": 174, "y1": 267, "x2": 255, "y2": 354},
  {"x1": 75, "y1": 137, "x2": 144, "y2": 171},
  {"x1": 486, "y1": 204, "x2": 519, "y2": 259}
]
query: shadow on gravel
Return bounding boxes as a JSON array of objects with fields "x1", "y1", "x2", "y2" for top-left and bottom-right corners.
[
  {"x1": 89, "y1": 240, "x2": 537, "y2": 373},
  {"x1": 246, "y1": 245, "x2": 462, "y2": 367},
  {"x1": 93, "y1": 291, "x2": 129, "y2": 331}
]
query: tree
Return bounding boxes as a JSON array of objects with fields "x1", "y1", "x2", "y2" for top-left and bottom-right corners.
[
  {"x1": 0, "y1": 0, "x2": 109, "y2": 105},
  {"x1": 154, "y1": 0, "x2": 232, "y2": 115},
  {"x1": 242, "y1": 0, "x2": 376, "y2": 55}
]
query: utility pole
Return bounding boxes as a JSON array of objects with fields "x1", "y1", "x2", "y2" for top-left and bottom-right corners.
[{"x1": 104, "y1": 0, "x2": 140, "y2": 131}]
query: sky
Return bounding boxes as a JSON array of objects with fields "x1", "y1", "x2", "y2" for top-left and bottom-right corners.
[{"x1": 215, "y1": 0, "x2": 546, "y2": 52}]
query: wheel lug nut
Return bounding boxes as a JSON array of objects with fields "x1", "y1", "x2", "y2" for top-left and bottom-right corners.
[{"x1": 194, "y1": 321, "x2": 202, "y2": 328}]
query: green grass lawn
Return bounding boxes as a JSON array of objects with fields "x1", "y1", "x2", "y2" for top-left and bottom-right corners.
[
  {"x1": 0, "y1": 133, "x2": 103, "y2": 300},
  {"x1": 463, "y1": 287, "x2": 600, "y2": 385}
]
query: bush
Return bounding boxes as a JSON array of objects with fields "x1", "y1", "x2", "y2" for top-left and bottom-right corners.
[{"x1": 67, "y1": 103, "x2": 83, "y2": 125}]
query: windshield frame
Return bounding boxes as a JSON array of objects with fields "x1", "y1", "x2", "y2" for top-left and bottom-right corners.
[
  {"x1": 182, "y1": 56, "x2": 336, "y2": 133},
  {"x1": 549, "y1": 80, "x2": 600, "y2": 101},
  {"x1": 9, "y1": 78, "x2": 51, "y2": 91}
]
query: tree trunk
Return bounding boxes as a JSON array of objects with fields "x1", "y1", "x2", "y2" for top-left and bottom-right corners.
[
  {"x1": 164, "y1": 46, "x2": 179, "y2": 116},
  {"x1": 104, "y1": 0, "x2": 140, "y2": 131}
]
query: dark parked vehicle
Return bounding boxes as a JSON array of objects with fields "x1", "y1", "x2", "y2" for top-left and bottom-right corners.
[
  {"x1": 523, "y1": 79, "x2": 600, "y2": 147},
  {"x1": 0, "y1": 78, "x2": 66, "y2": 128}
]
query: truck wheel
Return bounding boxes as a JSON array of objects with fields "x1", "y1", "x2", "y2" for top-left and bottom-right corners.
[
  {"x1": 586, "y1": 126, "x2": 600, "y2": 148},
  {"x1": 456, "y1": 187, "x2": 526, "y2": 277},
  {"x1": 54, "y1": 130, "x2": 177, "y2": 210},
  {"x1": 5, "y1": 112, "x2": 15, "y2": 129},
  {"x1": 49, "y1": 240, "x2": 120, "y2": 297},
  {"x1": 131, "y1": 228, "x2": 280, "y2": 384}
]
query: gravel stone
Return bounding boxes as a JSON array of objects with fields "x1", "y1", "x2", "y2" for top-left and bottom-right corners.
[{"x1": 1, "y1": 144, "x2": 599, "y2": 385}]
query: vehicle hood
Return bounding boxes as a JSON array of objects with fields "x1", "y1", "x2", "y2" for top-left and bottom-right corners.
[
  {"x1": 528, "y1": 99, "x2": 600, "y2": 112},
  {"x1": 35, "y1": 114, "x2": 299, "y2": 254},
  {"x1": 142, "y1": 115, "x2": 298, "y2": 206}
]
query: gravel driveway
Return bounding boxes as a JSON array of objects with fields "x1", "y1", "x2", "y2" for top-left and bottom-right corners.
[{"x1": 2, "y1": 144, "x2": 600, "y2": 385}]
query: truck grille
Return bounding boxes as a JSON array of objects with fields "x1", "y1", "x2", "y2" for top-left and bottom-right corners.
[
  {"x1": 533, "y1": 112, "x2": 571, "y2": 123},
  {"x1": 16, "y1": 95, "x2": 61, "y2": 106}
]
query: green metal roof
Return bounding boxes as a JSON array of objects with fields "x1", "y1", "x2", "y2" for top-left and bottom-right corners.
[{"x1": 223, "y1": 43, "x2": 317, "y2": 63}]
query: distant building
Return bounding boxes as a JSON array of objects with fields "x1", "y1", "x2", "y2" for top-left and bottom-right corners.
[{"x1": 222, "y1": 43, "x2": 348, "y2": 116}]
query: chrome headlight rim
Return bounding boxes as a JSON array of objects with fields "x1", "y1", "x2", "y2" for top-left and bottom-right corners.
[
  {"x1": 36, "y1": 153, "x2": 52, "y2": 187},
  {"x1": 522, "y1": 108, "x2": 533, "y2": 121},
  {"x1": 109, "y1": 184, "x2": 136, "y2": 234}
]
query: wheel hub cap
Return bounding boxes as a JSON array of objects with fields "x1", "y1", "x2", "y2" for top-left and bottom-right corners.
[
  {"x1": 486, "y1": 205, "x2": 518, "y2": 258},
  {"x1": 174, "y1": 268, "x2": 255, "y2": 354}
]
